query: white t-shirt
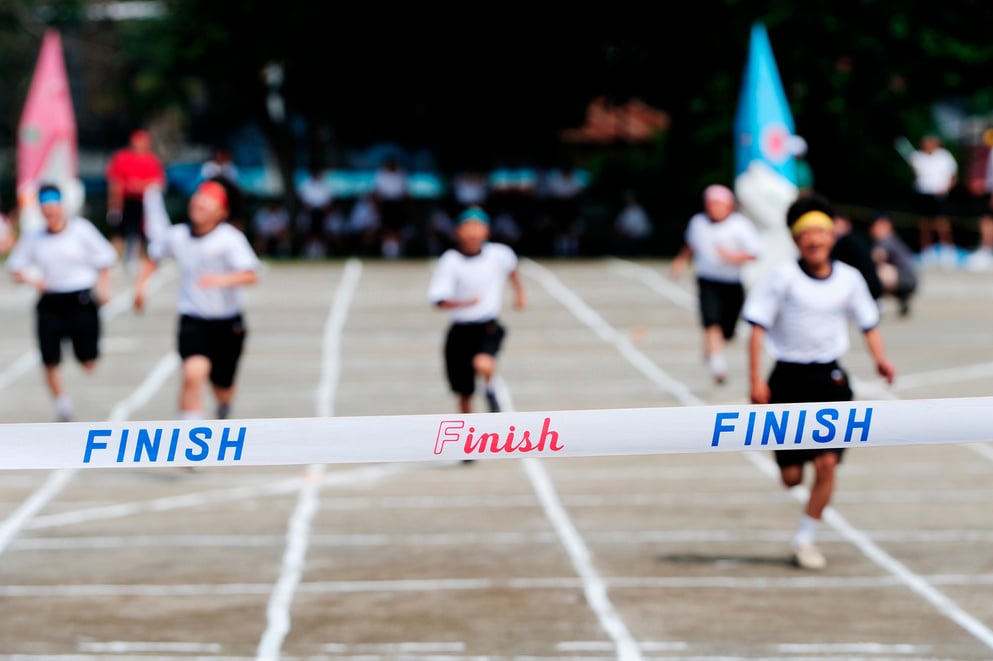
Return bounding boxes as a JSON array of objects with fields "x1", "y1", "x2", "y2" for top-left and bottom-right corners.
[
  {"x1": 909, "y1": 148, "x2": 957, "y2": 194},
  {"x1": 373, "y1": 168, "x2": 408, "y2": 200},
  {"x1": 6, "y1": 217, "x2": 116, "y2": 293},
  {"x1": 298, "y1": 176, "x2": 333, "y2": 209},
  {"x1": 148, "y1": 222, "x2": 260, "y2": 319},
  {"x1": 684, "y1": 211, "x2": 762, "y2": 283},
  {"x1": 253, "y1": 206, "x2": 289, "y2": 237},
  {"x1": 427, "y1": 242, "x2": 518, "y2": 323},
  {"x1": 743, "y1": 259, "x2": 879, "y2": 364}
]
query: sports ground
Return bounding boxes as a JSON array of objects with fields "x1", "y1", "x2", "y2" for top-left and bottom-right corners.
[{"x1": 1, "y1": 256, "x2": 991, "y2": 660}]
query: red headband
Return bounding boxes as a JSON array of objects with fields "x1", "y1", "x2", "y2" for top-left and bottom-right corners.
[{"x1": 196, "y1": 181, "x2": 228, "y2": 210}]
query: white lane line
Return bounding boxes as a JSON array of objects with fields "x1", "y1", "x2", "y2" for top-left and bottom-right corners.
[
  {"x1": 106, "y1": 352, "x2": 181, "y2": 421},
  {"x1": 519, "y1": 261, "x2": 651, "y2": 661},
  {"x1": 7, "y1": 571, "x2": 993, "y2": 598},
  {"x1": 0, "y1": 350, "x2": 41, "y2": 390},
  {"x1": 10, "y1": 526, "x2": 993, "y2": 551},
  {"x1": 0, "y1": 469, "x2": 75, "y2": 554},
  {"x1": 322, "y1": 641, "x2": 466, "y2": 653},
  {"x1": 524, "y1": 259, "x2": 698, "y2": 406},
  {"x1": 256, "y1": 258, "x2": 362, "y2": 661},
  {"x1": 0, "y1": 271, "x2": 184, "y2": 556},
  {"x1": 523, "y1": 457, "x2": 644, "y2": 661},
  {"x1": 546, "y1": 258, "x2": 993, "y2": 653},
  {"x1": 893, "y1": 360, "x2": 993, "y2": 391},
  {"x1": 78, "y1": 640, "x2": 222, "y2": 653},
  {"x1": 315, "y1": 258, "x2": 362, "y2": 418},
  {"x1": 0, "y1": 264, "x2": 175, "y2": 393}
]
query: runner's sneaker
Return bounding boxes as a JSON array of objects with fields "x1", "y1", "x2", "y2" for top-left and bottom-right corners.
[
  {"x1": 485, "y1": 390, "x2": 500, "y2": 413},
  {"x1": 792, "y1": 543, "x2": 827, "y2": 570}
]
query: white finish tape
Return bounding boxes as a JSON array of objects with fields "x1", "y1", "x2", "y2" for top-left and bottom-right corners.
[{"x1": 2, "y1": 397, "x2": 991, "y2": 470}]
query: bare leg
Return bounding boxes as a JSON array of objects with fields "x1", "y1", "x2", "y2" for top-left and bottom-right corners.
[
  {"x1": 44, "y1": 364, "x2": 63, "y2": 399},
  {"x1": 472, "y1": 353, "x2": 495, "y2": 387},
  {"x1": 933, "y1": 216, "x2": 955, "y2": 247},
  {"x1": 805, "y1": 451, "x2": 839, "y2": 519},
  {"x1": 704, "y1": 325, "x2": 727, "y2": 383},
  {"x1": 918, "y1": 217, "x2": 934, "y2": 251},
  {"x1": 180, "y1": 355, "x2": 211, "y2": 415},
  {"x1": 212, "y1": 383, "x2": 235, "y2": 418},
  {"x1": 979, "y1": 215, "x2": 993, "y2": 250}
]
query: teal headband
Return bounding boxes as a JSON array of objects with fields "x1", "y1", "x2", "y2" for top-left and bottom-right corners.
[
  {"x1": 457, "y1": 207, "x2": 490, "y2": 226},
  {"x1": 38, "y1": 188, "x2": 62, "y2": 205}
]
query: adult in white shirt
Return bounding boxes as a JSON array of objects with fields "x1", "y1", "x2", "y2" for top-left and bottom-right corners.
[
  {"x1": 6, "y1": 183, "x2": 117, "y2": 422},
  {"x1": 908, "y1": 134, "x2": 958, "y2": 257},
  {"x1": 743, "y1": 195, "x2": 896, "y2": 571},
  {"x1": 134, "y1": 179, "x2": 260, "y2": 423},
  {"x1": 670, "y1": 184, "x2": 761, "y2": 384}
]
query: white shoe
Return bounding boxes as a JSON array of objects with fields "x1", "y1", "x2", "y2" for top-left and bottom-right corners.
[{"x1": 792, "y1": 543, "x2": 827, "y2": 570}]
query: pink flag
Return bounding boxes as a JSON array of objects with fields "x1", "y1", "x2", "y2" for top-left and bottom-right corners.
[{"x1": 17, "y1": 29, "x2": 79, "y2": 227}]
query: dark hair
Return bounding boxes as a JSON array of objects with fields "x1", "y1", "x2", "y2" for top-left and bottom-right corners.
[
  {"x1": 38, "y1": 182, "x2": 61, "y2": 198},
  {"x1": 785, "y1": 192, "x2": 834, "y2": 229}
]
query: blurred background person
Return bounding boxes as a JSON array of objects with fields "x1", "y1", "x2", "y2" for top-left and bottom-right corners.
[
  {"x1": 963, "y1": 132, "x2": 993, "y2": 271},
  {"x1": 907, "y1": 134, "x2": 958, "y2": 266},
  {"x1": 543, "y1": 162, "x2": 586, "y2": 256},
  {"x1": 346, "y1": 191, "x2": 381, "y2": 256},
  {"x1": 452, "y1": 169, "x2": 489, "y2": 214},
  {"x1": 200, "y1": 146, "x2": 239, "y2": 184},
  {"x1": 612, "y1": 189, "x2": 653, "y2": 256},
  {"x1": 373, "y1": 155, "x2": 411, "y2": 258},
  {"x1": 105, "y1": 129, "x2": 166, "y2": 268},
  {"x1": 869, "y1": 211, "x2": 919, "y2": 317},
  {"x1": 296, "y1": 165, "x2": 334, "y2": 257},
  {"x1": 830, "y1": 209, "x2": 883, "y2": 302},
  {"x1": 251, "y1": 196, "x2": 291, "y2": 257}
]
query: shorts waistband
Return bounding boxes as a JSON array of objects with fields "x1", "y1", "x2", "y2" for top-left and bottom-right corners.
[{"x1": 452, "y1": 318, "x2": 497, "y2": 327}]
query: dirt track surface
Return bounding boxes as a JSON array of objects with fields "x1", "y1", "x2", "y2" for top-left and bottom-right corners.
[{"x1": 1, "y1": 257, "x2": 992, "y2": 660}]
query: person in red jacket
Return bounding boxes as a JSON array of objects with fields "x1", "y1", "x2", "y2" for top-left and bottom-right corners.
[{"x1": 105, "y1": 129, "x2": 166, "y2": 265}]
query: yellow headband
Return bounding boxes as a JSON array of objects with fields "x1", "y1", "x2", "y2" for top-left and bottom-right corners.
[{"x1": 791, "y1": 211, "x2": 834, "y2": 236}]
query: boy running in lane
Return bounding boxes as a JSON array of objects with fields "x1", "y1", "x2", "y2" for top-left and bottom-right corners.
[
  {"x1": 671, "y1": 184, "x2": 762, "y2": 384},
  {"x1": 7, "y1": 183, "x2": 117, "y2": 422},
  {"x1": 743, "y1": 195, "x2": 896, "y2": 571},
  {"x1": 428, "y1": 206, "x2": 526, "y2": 417},
  {"x1": 134, "y1": 178, "x2": 260, "y2": 421}
]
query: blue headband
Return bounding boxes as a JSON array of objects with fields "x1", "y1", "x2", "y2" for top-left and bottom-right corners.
[
  {"x1": 457, "y1": 207, "x2": 490, "y2": 226},
  {"x1": 38, "y1": 189, "x2": 62, "y2": 205}
]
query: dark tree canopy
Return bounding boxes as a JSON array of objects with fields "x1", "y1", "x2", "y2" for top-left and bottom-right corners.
[{"x1": 2, "y1": 0, "x2": 993, "y2": 238}]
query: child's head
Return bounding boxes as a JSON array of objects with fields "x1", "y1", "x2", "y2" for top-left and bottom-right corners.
[
  {"x1": 454, "y1": 206, "x2": 490, "y2": 252},
  {"x1": 786, "y1": 194, "x2": 835, "y2": 266},
  {"x1": 702, "y1": 184, "x2": 735, "y2": 221},
  {"x1": 189, "y1": 180, "x2": 229, "y2": 231}
]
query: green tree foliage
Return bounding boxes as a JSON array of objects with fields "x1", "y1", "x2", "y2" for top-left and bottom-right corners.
[{"x1": 2, "y1": 0, "x2": 993, "y2": 231}]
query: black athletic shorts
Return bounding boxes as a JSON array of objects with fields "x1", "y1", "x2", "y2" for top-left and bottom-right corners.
[
  {"x1": 912, "y1": 191, "x2": 951, "y2": 218},
  {"x1": 697, "y1": 276, "x2": 745, "y2": 340},
  {"x1": 769, "y1": 360, "x2": 853, "y2": 468},
  {"x1": 177, "y1": 314, "x2": 247, "y2": 388},
  {"x1": 111, "y1": 196, "x2": 145, "y2": 241},
  {"x1": 36, "y1": 290, "x2": 101, "y2": 367},
  {"x1": 444, "y1": 319, "x2": 505, "y2": 396}
]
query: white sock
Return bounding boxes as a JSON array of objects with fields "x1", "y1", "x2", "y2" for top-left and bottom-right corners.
[
  {"x1": 179, "y1": 410, "x2": 204, "y2": 421},
  {"x1": 55, "y1": 394, "x2": 73, "y2": 418},
  {"x1": 792, "y1": 514, "x2": 821, "y2": 548},
  {"x1": 708, "y1": 353, "x2": 727, "y2": 376}
]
